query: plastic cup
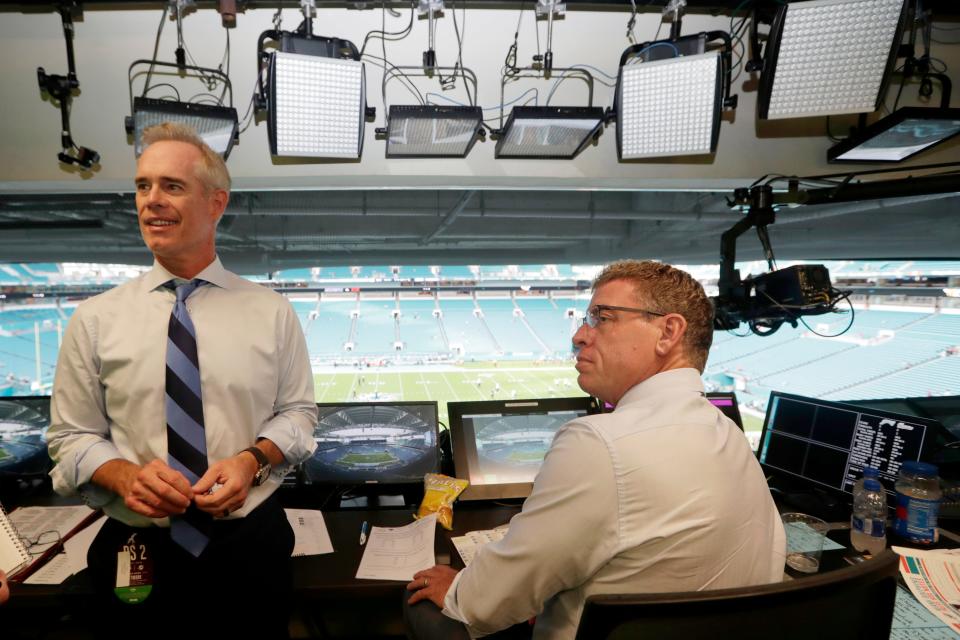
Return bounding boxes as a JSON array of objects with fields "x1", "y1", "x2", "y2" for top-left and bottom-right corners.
[{"x1": 782, "y1": 512, "x2": 828, "y2": 573}]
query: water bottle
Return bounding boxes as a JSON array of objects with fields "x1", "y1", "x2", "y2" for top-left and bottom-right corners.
[
  {"x1": 851, "y1": 467, "x2": 887, "y2": 555},
  {"x1": 894, "y1": 461, "x2": 942, "y2": 545}
]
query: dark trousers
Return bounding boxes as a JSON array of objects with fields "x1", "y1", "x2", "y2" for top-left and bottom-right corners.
[
  {"x1": 402, "y1": 594, "x2": 533, "y2": 640},
  {"x1": 86, "y1": 496, "x2": 294, "y2": 639}
]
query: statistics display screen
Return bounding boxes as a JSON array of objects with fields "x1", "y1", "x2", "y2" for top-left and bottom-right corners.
[{"x1": 758, "y1": 392, "x2": 937, "y2": 497}]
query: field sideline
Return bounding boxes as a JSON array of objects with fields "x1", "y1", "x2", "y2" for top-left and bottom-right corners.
[
  {"x1": 311, "y1": 361, "x2": 763, "y2": 448},
  {"x1": 313, "y1": 361, "x2": 584, "y2": 427}
]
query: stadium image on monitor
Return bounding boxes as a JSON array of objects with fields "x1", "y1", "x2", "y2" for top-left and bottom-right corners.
[
  {"x1": 449, "y1": 396, "x2": 599, "y2": 500},
  {"x1": 0, "y1": 396, "x2": 51, "y2": 477},
  {"x1": 303, "y1": 402, "x2": 439, "y2": 484}
]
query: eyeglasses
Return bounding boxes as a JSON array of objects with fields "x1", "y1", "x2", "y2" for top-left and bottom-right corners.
[{"x1": 582, "y1": 304, "x2": 666, "y2": 329}]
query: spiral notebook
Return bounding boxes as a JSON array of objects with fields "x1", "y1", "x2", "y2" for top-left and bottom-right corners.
[{"x1": 0, "y1": 502, "x2": 31, "y2": 577}]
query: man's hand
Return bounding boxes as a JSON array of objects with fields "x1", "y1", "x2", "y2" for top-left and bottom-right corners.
[
  {"x1": 406, "y1": 565, "x2": 460, "y2": 609},
  {"x1": 192, "y1": 452, "x2": 258, "y2": 517},
  {"x1": 94, "y1": 459, "x2": 192, "y2": 518},
  {"x1": 0, "y1": 569, "x2": 10, "y2": 605}
]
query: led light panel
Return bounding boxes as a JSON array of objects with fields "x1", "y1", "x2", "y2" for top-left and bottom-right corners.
[
  {"x1": 760, "y1": 0, "x2": 906, "y2": 120},
  {"x1": 131, "y1": 97, "x2": 239, "y2": 158},
  {"x1": 269, "y1": 51, "x2": 366, "y2": 158},
  {"x1": 828, "y1": 107, "x2": 960, "y2": 162},
  {"x1": 617, "y1": 51, "x2": 721, "y2": 159},
  {"x1": 495, "y1": 106, "x2": 604, "y2": 159},
  {"x1": 386, "y1": 105, "x2": 483, "y2": 158}
]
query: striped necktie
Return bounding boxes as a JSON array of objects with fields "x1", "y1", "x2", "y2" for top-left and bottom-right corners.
[{"x1": 165, "y1": 279, "x2": 212, "y2": 557}]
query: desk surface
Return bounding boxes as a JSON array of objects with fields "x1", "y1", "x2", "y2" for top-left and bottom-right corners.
[
  {"x1": 7, "y1": 501, "x2": 521, "y2": 605},
  {"x1": 293, "y1": 505, "x2": 519, "y2": 598}
]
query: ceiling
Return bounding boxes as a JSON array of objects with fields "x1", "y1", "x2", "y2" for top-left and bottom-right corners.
[{"x1": 0, "y1": 2, "x2": 958, "y2": 272}]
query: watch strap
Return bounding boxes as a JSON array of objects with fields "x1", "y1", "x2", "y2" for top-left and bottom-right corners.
[{"x1": 242, "y1": 446, "x2": 271, "y2": 486}]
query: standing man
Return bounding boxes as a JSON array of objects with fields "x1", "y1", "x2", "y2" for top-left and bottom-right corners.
[
  {"x1": 47, "y1": 123, "x2": 318, "y2": 637},
  {"x1": 406, "y1": 260, "x2": 784, "y2": 639}
]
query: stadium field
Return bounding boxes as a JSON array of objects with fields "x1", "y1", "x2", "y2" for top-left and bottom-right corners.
[
  {"x1": 340, "y1": 452, "x2": 397, "y2": 464},
  {"x1": 313, "y1": 361, "x2": 585, "y2": 427},
  {"x1": 0, "y1": 448, "x2": 10, "y2": 461},
  {"x1": 508, "y1": 451, "x2": 547, "y2": 462}
]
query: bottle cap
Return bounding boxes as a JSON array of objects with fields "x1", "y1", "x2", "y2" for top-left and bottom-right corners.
[
  {"x1": 863, "y1": 467, "x2": 879, "y2": 478},
  {"x1": 901, "y1": 460, "x2": 939, "y2": 476},
  {"x1": 864, "y1": 478, "x2": 883, "y2": 492}
]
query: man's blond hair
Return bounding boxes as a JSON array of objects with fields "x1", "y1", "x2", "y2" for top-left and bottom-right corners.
[
  {"x1": 593, "y1": 260, "x2": 714, "y2": 372},
  {"x1": 141, "y1": 122, "x2": 231, "y2": 193}
]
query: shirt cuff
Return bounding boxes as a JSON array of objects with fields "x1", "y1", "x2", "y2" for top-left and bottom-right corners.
[
  {"x1": 257, "y1": 413, "x2": 317, "y2": 468},
  {"x1": 442, "y1": 569, "x2": 490, "y2": 638}
]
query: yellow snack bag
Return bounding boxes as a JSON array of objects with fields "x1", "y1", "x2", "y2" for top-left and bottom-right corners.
[{"x1": 416, "y1": 473, "x2": 469, "y2": 530}]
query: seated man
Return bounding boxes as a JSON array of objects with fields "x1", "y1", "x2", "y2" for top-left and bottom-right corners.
[{"x1": 406, "y1": 260, "x2": 785, "y2": 639}]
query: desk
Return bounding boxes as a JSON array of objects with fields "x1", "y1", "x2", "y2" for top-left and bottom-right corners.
[
  {"x1": 293, "y1": 504, "x2": 519, "y2": 596},
  {"x1": 5, "y1": 500, "x2": 520, "y2": 639}
]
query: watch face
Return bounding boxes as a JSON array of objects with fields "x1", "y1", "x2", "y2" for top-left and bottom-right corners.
[{"x1": 253, "y1": 464, "x2": 271, "y2": 486}]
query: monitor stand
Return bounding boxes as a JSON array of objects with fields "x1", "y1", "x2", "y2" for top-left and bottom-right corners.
[
  {"x1": 340, "y1": 494, "x2": 408, "y2": 509},
  {"x1": 768, "y1": 477, "x2": 849, "y2": 522}
]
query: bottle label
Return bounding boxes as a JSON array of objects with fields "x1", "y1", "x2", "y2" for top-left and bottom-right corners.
[
  {"x1": 894, "y1": 493, "x2": 940, "y2": 543},
  {"x1": 852, "y1": 516, "x2": 886, "y2": 537}
]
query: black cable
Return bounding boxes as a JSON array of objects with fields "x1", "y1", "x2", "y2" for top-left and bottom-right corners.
[
  {"x1": 450, "y1": 0, "x2": 474, "y2": 106},
  {"x1": 141, "y1": 5, "x2": 169, "y2": 98},
  {"x1": 144, "y1": 83, "x2": 182, "y2": 101},
  {"x1": 237, "y1": 89, "x2": 257, "y2": 134},
  {"x1": 359, "y1": 0, "x2": 415, "y2": 58},
  {"x1": 798, "y1": 293, "x2": 855, "y2": 338},
  {"x1": 825, "y1": 115, "x2": 843, "y2": 143},
  {"x1": 365, "y1": 54, "x2": 425, "y2": 105}
]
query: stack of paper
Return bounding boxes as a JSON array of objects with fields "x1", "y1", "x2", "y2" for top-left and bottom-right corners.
[{"x1": 451, "y1": 525, "x2": 510, "y2": 566}]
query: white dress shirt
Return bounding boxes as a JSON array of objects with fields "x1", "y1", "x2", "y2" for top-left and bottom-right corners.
[
  {"x1": 443, "y1": 368, "x2": 786, "y2": 639},
  {"x1": 47, "y1": 257, "x2": 318, "y2": 527}
]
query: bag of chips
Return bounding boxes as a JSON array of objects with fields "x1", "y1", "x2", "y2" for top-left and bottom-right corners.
[{"x1": 416, "y1": 473, "x2": 469, "y2": 530}]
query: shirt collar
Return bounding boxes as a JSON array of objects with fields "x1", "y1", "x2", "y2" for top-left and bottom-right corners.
[
  {"x1": 615, "y1": 368, "x2": 705, "y2": 409},
  {"x1": 144, "y1": 256, "x2": 232, "y2": 291}
]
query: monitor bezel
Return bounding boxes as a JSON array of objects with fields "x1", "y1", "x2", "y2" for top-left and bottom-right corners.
[
  {"x1": 306, "y1": 400, "x2": 441, "y2": 485},
  {"x1": 757, "y1": 390, "x2": 940, "y2": 499},
  {"x1": 448, "y1": 396, "x2": 600, "y2": 501},
  {"x1": 706, "y1": 391, "x2": 744, "y2": 431},
  {"x1": 0, "y1": 394, "x2": 53, "y2": 478}
]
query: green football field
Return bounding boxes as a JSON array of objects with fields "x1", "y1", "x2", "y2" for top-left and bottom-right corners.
[
  {"x1": 313, "y1": 360, "x2": 585, "y2": 427},
  {"x1": 339, "y1": 451, "x2": 397, "y2": 464}
]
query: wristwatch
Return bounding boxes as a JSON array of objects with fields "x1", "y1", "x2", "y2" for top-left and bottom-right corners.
[{"x1": 242, "y1": 446, "x2": 272, "y2": 487}]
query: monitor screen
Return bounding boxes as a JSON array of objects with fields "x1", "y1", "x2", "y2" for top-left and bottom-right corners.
[
  {"x1": 849, "y1": 395, "x2": 959, "y2": 439},
  {"x1": 0, "y1": 395, "x2": 51, "y2": 477},
  {"x1": 449, "y1": 396, "x2": 600, "y2": 500},
  {"x1": 758, "y1": 391, "x2": 939, "y2": 498},
  {"x1": 706, "y1": 392, "x2": 744, "y2": 431},
  {"x1": 303, "y1": 402, "x2": 440, "y2": 484}
]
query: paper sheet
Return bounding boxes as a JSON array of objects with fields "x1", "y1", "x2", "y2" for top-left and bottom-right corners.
[
  {"x1": 451, "y1": 525, "x2": 509, "y2": 566},
  {"x1": 25, "y1": 516, "x2": 106, "y2": 585},
  {"x1": 894, "y1": 546, "x2": 960, "y2": 633},
  {"x1": 285, "y1": 509, "x2": 334, "y2": 557},
  {"x1": 9, "y1": 505, "x2": 97, "y2": 556},
  {"x1": 891, "y1": 585, "x2": 960, "y2": 640},
  {"x1": 355, "y1": 513, "x2": 436, "y2": 581}
]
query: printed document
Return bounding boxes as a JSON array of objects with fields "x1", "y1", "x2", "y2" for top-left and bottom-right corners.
[
  {"x1": 356, "y1": 514, "x2": 436, "y2": 581},
  {"x1": 285, "y1": 509, "x2": 334, "y2": 557},
  {"x1": 452, "y1": 525, "x2": 509, "y2": 566},
  {"x1": 893, "y1": 546, "x2": 960, "y2": 634}
]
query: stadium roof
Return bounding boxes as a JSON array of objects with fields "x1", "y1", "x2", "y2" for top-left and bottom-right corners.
[{"x1": 1, "y1": 188, "x2": 957, "y2": 273}]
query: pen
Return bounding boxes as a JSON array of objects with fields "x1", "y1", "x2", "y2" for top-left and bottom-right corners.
[{"x1": 359, "y1": 521, "x2": 369, "y2": 546}]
